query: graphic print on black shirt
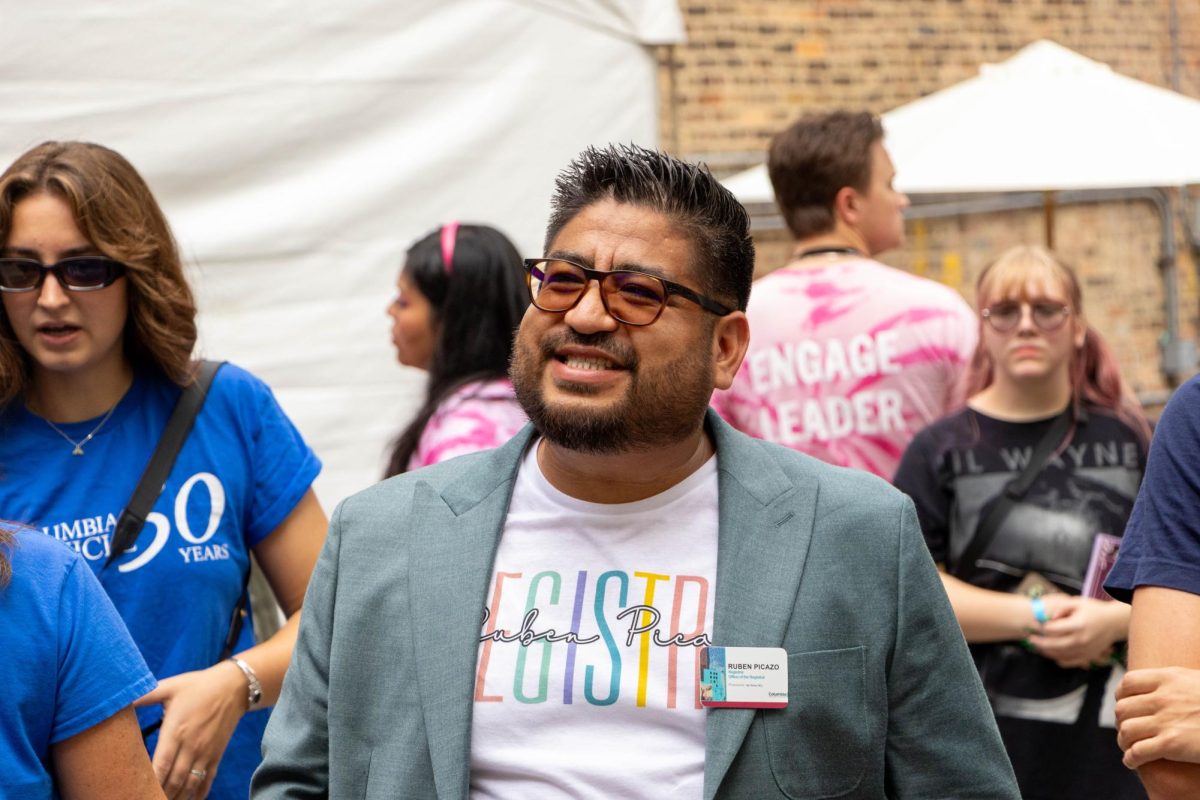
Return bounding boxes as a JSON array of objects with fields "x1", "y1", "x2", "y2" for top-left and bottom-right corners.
[
  {"x1": 900, "y1": 409, "x2": 1142, "y2": 594},
  {"x1": 895, "y1": 406, "x2": 1148, "y2": 800}
]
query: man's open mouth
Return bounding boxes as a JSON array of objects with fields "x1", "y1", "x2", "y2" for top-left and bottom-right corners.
[{"x1": 555, "y1": 355, "x2": 624, "y2": 371}]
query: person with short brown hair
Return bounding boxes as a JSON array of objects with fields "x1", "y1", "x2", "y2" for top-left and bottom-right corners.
[
  {"x1": 254, "y1": 143, "x2": 1019, "y2": 800},
  {"x1": 768, "y1": 110, "x2": 886, "y2": 243},
  {"x1": 713, "y1": 110, "x2": 977, "y2": 480}
]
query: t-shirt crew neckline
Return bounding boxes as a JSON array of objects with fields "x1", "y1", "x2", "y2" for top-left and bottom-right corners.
[
  {"x1": 523, "y1": 438, "x2": 718, "y2": 515},
  {"x1": 780, "y1": 255, "x2": 867, "y2": 276},
  {"x1": 965, "y1": 404, "x2": 1070, "y2": 429},
  {"x1": 10, "y1": 371, "x2": 150, "y2": 443}
]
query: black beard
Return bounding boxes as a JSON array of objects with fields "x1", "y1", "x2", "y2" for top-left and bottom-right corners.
[{"x1": 510, "y1": 328, "x2": 712, "y2": 455}]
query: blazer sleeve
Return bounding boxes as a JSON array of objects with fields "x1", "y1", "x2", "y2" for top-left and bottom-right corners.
[
  {"x1": 884, "y1": 497, "x2": 1021, "y2": 799},
  {"x1": 252, "y1": 500, "x2": 345, "y2": 798}
]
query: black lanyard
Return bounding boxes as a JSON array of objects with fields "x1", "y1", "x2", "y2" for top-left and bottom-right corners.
[{"x1": 794, "y1": 246, "x2": 861, "y2": 259}]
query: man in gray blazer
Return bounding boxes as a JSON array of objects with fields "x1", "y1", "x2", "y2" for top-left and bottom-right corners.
[{"x1": 254, "y1": 144, "x2": 1019, "y2": 799}]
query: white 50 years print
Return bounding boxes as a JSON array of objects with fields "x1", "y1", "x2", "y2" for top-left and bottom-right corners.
[{"x1": 43, "y1": 472, "x2": 231, "y2": 570}]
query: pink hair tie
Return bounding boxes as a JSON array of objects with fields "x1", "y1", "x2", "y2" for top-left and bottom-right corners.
[{"x1": 440, "y1": 221, "x2": 460, "y2": 274}]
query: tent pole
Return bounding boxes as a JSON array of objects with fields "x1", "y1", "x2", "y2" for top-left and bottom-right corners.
[
  {"x1": 1154, "y1": 190, "x2": 1194, "y2": 387},
  {"x1": 1043, "y1": 191, "x2": 1055, "y2": 249}
]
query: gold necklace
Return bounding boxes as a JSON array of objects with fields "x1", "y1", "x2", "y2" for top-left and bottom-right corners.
[{"x1": 41, "y1": 402, "x2": 120, "y2": 456}]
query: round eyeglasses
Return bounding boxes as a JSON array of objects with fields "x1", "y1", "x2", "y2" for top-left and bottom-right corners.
[
  {"x1": 0, "y1": 256, "x2": 126, "y2": 293},
  {"x1": 980, "y1": 300, "x2": 1071, "y2": 333},
  {"x1": 523, "y1": 258, "x2": 734, "y2": 327}
]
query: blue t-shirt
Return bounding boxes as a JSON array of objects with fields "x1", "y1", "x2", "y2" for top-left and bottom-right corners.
[
  {"x1": 0, "y1": 529, "x2": 156, "y2": 800},
  {"x1": 0, "y1": 364, "x2": 321, "y2": 799},
  {"x1": 1107, "y1": 375, "x2": 1200, "y2": 601}
]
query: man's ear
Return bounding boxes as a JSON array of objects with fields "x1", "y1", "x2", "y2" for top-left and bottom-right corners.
[
  {"x1": 712, "y1": 311, "x2": 751, "y2": 391},
  {"x1": 834, "y1": 185, "x2": 860, "y2": 227}
]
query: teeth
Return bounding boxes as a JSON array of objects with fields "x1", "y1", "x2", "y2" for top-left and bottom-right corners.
[{"x1": 564, "y1": 356, "x2": 615, "y2": 371}]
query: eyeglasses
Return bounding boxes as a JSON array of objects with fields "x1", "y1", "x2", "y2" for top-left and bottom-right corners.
[
  {"x1": 0, "y1": 256, "x2": 126, "y2": 293},
  {"x1": 523, "y1": 258, "x2": 734, "y2": 326},
  {"x1": 981, "y1": 300, "x2": 1071, "y2": 333}
]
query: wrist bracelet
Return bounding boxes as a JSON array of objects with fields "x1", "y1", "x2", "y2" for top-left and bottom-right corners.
[
  {"x1": 1030, "y1": 596, "x2": 1050, "y2": 625},
  {"x1": 229, "y1": 656, "x2": 263, "y2": 711}
]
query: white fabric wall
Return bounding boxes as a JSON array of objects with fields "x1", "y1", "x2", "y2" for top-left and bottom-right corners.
[{"x1": 1, "y1": 0, "x2": 683, "y2": 508}]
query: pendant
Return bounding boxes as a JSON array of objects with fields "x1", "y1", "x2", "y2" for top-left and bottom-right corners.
[{"x1": 72, "y1": 445, "x2": 84, "y2": 456}]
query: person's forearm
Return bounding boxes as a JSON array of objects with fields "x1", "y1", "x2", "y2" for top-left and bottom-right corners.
[
  {"x1": 54, "y1": 707, "x2": 166, "y2": 800},
  {"x1": 229, "y1": 611, "x2": 301, "y2": 707},
  {"x1": 1138, "y1": 761, "x2": 1200, "y2": 800},
  {"x1": 1125, "y1": 588, "x2": 1200, "y2": 795},
  {"x1": 1104, "y1": 598, "x2": 1131, "y2": 642},
  {"x1": 939, "y1": 572, "x2": 1040, "y2": 642}
]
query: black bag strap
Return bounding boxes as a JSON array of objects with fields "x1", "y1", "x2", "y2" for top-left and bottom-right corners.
[
  {"x1": 106, "y1": 360, "x2": 224, "y2": 568},
  {"x1": 953, "y1": 407, "x2": 1079, "y2": 581}
]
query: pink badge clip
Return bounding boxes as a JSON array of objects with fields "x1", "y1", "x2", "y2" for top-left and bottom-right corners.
[{"x1": 440, "y1": 221, "x2": 460, "y2": 274}]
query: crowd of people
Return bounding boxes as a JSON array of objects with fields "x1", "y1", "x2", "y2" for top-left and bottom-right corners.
[{"x1": 2, "y1": 110, "x2": 1199, "y2": 800}]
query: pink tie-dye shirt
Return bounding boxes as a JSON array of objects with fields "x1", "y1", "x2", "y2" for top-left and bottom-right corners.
[
  {"x1": 408, "y1": 378, "x2": 528, "y2": 471},
  {"x1": 712, "y1": 257, "x2": 978, "y2": 480}
]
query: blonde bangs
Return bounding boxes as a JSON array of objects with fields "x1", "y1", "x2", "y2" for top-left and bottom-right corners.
[{"x1": 976, "y1": 246, "x2": 1080, "y2": 312}]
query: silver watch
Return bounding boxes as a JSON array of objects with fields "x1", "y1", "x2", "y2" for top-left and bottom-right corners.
[{"x1": 229, "y1": 656, "x2": 263, "y2": 710}]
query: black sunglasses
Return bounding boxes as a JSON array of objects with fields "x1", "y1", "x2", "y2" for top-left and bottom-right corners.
[
  {"x1": 523, "y1": 257, "x2": 734, "y2": 327},
  {"x1": 0, "y1": 256, "x2": 126, "y2": 293}
]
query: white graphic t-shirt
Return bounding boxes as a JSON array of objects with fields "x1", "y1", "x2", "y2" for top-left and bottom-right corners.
[{"x1": 469, "y1": 443, "x2": 719, "y2": 799}]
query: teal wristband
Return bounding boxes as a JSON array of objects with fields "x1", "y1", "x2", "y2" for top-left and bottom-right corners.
[{"x1": 1030, "y1": 596, "x2": 1050, "y2": 625}]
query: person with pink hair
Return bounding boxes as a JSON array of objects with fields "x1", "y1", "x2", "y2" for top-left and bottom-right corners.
[{"x1": 894, "y1": 245, "x2": 1151, "y2": 800}]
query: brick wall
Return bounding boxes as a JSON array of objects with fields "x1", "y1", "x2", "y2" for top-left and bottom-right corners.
[{"x1": 659, "y1": 0, "x2": 1200, "y2": 401}]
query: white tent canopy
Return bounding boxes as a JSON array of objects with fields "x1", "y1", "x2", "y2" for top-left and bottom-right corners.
[
  {"x1": 724, "y1": 40, "x2": 1200, "y2": 203},
  {"x1": 1, "y1": 0, "x2": 683, "y2": 506}
]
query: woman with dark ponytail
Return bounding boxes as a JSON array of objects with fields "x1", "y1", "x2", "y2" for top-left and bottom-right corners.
[
  {"x1": 384, "y1": 222, "x2": 528, "y2": 476},
  {"x1": 894, "y1": 245, "x2": 1150, "y2": 800}
]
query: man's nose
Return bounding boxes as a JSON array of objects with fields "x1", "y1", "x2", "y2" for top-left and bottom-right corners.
[{"x1": 563, "y1": 280, "x2": 620, "y2": 334}]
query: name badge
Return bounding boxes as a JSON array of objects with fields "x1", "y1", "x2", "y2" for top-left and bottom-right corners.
[{"x1": 699, "y1": 646, "x2": 788, "y2": 709}]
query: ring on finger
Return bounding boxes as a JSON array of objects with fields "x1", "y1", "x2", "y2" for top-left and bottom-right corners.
[{"x1": 189, "y1": 767, "x2": 208, "y2": 780}]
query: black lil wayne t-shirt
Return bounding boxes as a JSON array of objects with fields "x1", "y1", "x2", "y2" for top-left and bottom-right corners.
[{"x1": 895, "y1": 406, "x2": 1147, "y2": 800}]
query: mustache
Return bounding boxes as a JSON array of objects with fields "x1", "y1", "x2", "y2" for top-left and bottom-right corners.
[{"x1": 540, "y1": 330, "x2": 637, "y2": 370}]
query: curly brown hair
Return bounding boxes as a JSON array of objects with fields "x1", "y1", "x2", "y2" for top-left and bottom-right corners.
[{"x1": 0, "y1": 141, "x2": 198, "y2": 407}]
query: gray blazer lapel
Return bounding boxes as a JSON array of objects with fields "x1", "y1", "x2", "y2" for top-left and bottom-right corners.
[
  {"x1": 407, "y1": 428, "x2": 534, "y2": 800},
  {"x1": 703, "y1": 412, "x2": 820, "y2": 800}
]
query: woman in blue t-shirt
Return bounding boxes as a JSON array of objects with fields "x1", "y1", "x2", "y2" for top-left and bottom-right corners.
[
  {"x1": 0, "y1": 142, "x2": 327, "y2": 799},
  {"x1": 0, "y1": 524, "x2": 164, "y2": 799}
]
